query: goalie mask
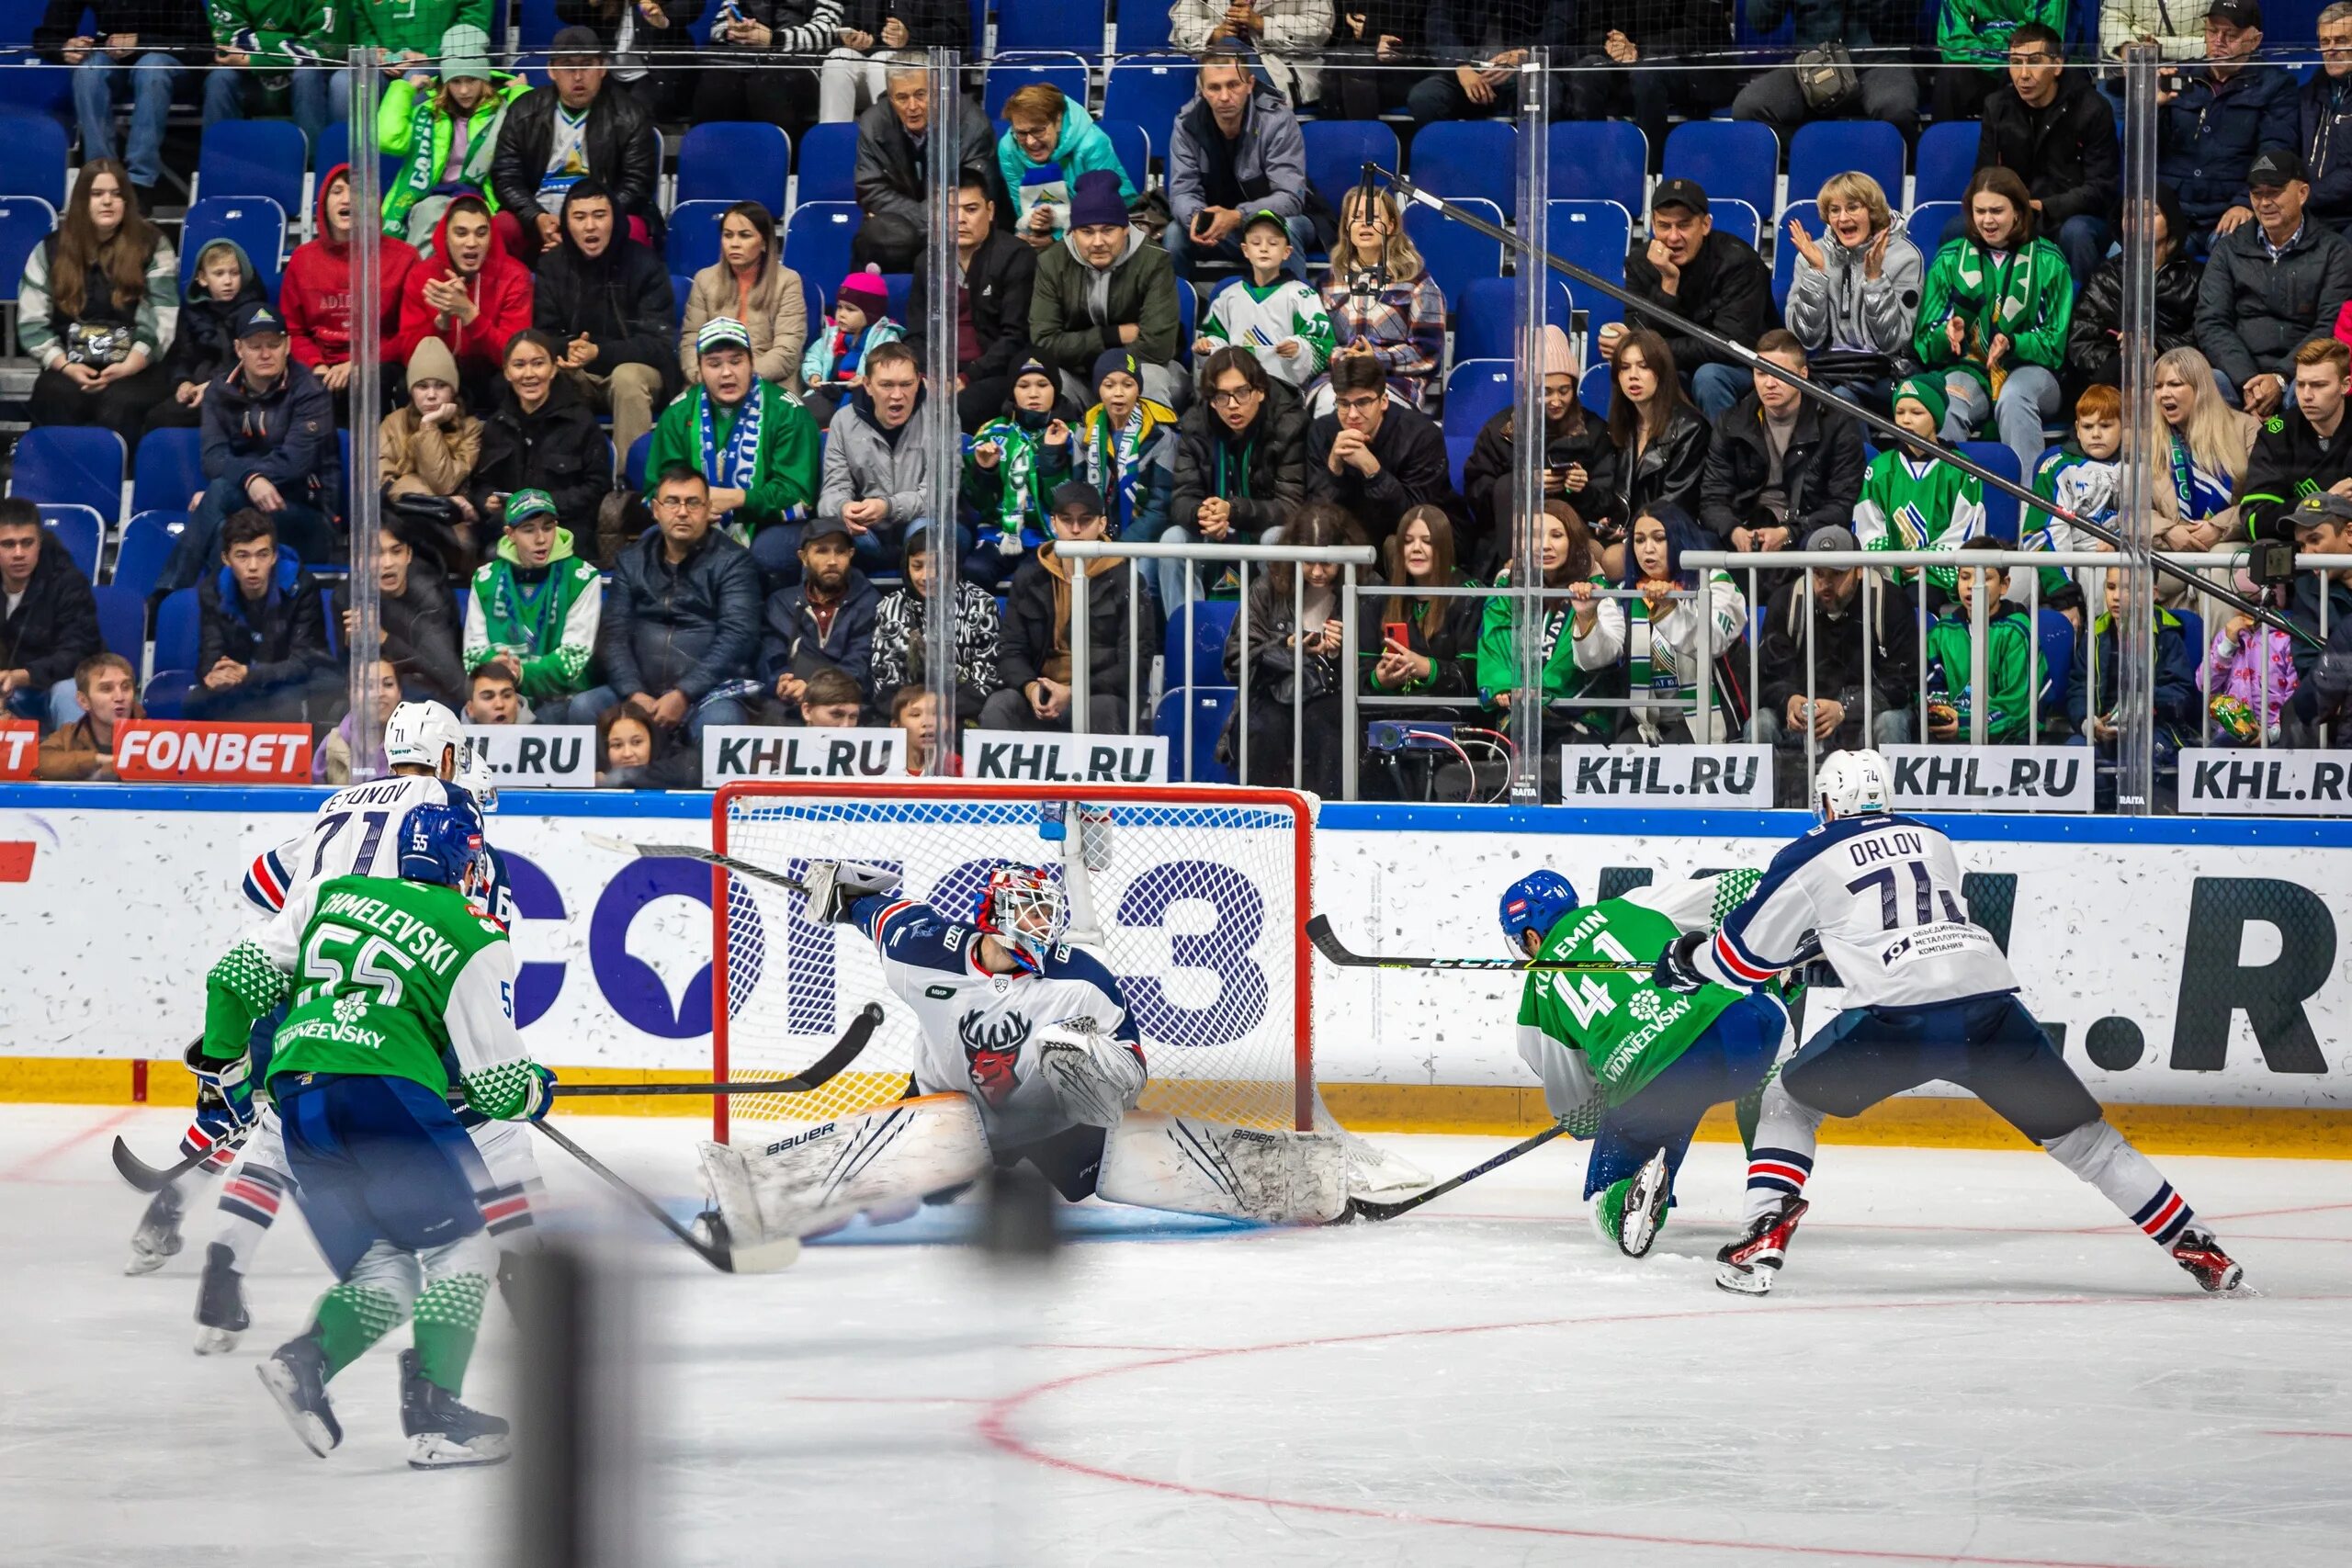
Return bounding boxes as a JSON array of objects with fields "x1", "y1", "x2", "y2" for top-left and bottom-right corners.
[{"x1": 974, "y1": 864, "x2": 1068, "y2": 975}]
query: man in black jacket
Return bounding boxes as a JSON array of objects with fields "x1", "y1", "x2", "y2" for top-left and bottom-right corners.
[
  {"x1": 581, "y1": 466, "x2": 764, "y2": 742},
  {"x1": 534, "y1": 178, "x2": 676, "y2": 471},
  {"x1": 186, "y1": 509, "x2": 339, "y2": 724},
  {"x1": 852, "y1": 62, "x2": 1005, "y2": 272},
  {"x1": 0, "y1": 500, "x2": 102, "y2": 730},
  {"x1": 2238, "y1": 337, "x2": 2352, "y2": 540},
  {"x1": 161, "y1": 301, "x2": 341, "y2": 596},
  {"x1": 1973, "y1": 24, "x2": 2119, "y2": 284},
  {"x1": 490, "y1": 27, "x2": 660, "y2": 264},
  {"x1": 1745, "y1": 525, "x2": 1917, "y2": 802},
  {"x1": 1699, "y1": 331, "x2": 1866, "y2": 551},
  {"x1": 908, "y1": 170, "x2": 1039, "y2": 433},
  {"x1": 2193, "y1": 148, "x2": 2352, "y2": 418},
  {"x1": 36, "y1": 0, "x2": 212, "y2": 212},
  {"x1": 2302, "y1": 4, "x2": 2352, "y2": 233},
  {"x1": 1562, "y1": 1, "x2": 1734, "y2": 173},
  {"x1": 1605, "y1": 179, "x2": 1774, "y2": 422},
  {"x1": 1306, "y1": 355, "x2": 1465, "y2": 549},
  {"x1": 1167, "y1": 348, "x2": 1309, "y2": 603},
  {"x1": 980, "y1": 479, "x2": 1160, "y2": 735}
]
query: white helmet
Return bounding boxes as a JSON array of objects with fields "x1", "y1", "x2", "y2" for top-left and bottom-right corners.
[
  {"x1": 458, "y1": 742, "x2": 499, "y2": 814},
  {"x1": 1815, "y1": 749, "x2": 1893, "y2": 821},
  {"x1": 382, "y1": 700, "x2": 466, "y2": 777}
]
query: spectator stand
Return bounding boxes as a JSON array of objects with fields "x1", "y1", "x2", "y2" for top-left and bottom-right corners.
[
  {"x1": 1301, "y1": 120, "x2": 1401, "y2": 223},
  {"x1": 1548, "y1": 121, "x2": 1646, "y2": 218},
  {"x1": 195, "y1": 120, "x2": 308, "y2": 220},
  {"x1": 1913, "y1": 119, "x2": 1981, "y2": 210},
  {"x1": 1405, "y1": 199, "x2": 1502, "y2": 311},
  {"x1": 36, "y1": 502, "x2": 98, "y2": 578},
  {"x1": 1661, "y1": 121, "x2": 1777, "y2": 228},
  {"x1": 11, "y1": 425, "x2": 123, "y2": 524},
  {"x1": 1408, "y1": 121, "x2": 1517, "y2": 211},
  {"x1": 1786, "y1": 121, "x2": 1903, "y2": 217}
]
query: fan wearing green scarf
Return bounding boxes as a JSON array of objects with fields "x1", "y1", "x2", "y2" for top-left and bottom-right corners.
[
  {"x1": 377, "y1": 25, "x2": 529, "y2": 251},
  {"x1": 644, "y1": 316, "x2": 822, "y2": 586},
  {"x1": 462, "y1": 489, "x2": 604, "y2": 721},
  {"x1": 967, "y1": 354, "x2": 1073, "y2": 558}
]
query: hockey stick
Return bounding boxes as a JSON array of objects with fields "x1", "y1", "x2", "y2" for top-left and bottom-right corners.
[
  {"x1": 1306, "y1": 915, "x2": 1643, "y2": 974},
  {"x1": 528, "y1": 1122, "x2": 775, "y2": 1273},
  {"x1": 582, "y1": 832, "x2": 808, "y2": 897},
  {"x1": 551, "y1": 1003, "x2": 884, "y2": 1098},
  {"x1": 109, "y1": 1126, "x2": 249, "y2": 1195},
  {"x1": 1341, "y1": 1122, "x2": 1572, "y2": 1223}
]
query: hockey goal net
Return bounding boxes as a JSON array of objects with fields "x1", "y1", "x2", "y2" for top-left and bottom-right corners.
[{"x1": 712, "y1": 782, "x2": 1321, "y2": 1147}]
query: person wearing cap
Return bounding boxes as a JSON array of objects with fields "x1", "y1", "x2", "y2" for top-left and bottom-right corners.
[
  {"x1": 1074, "y1": 345, "x2": 1178, "y2": 549},
  {"x1": 983, "y1": 478, "x2": 1160, "y2": 736},
  {"x1": 489, "y1": 24, "x2": 659, "y2": 261},
  {"x1": 1194, "y1": 209, "x2": 1333, "y2": 390},
  {"x1": 1727, "y1": 0, "x2": 1918, "y2": 136},
  {"x1": 201, "y1": 0, "x2": 349, "y2": 150},
  {"x1": 1697, "y1": 329, "x2": 1866, "y2": 553},
  {"x1": 1306, "y1": 353, "x2": 1465, "y2": 551},
  {"x1": 906, "y1": 167, "x2": 1040, "y2": 432},
  {"x1": 1746, "y1": 523, "x2": 1916, "y2": 795},
  {"x1": 1167, "y1": 345, "x2": 1309, "y2": 606},
  {"x1": 2238, "y1": 337, "x2": 2352, "y2": 542},
  {"x1": 1853, "y1": 375, "x2": 1987, "y2": 599},
  {"x1": 38, "y1": 0, "x2": 212, "y2": 212},
  {"x1": 801, "y1": 265, "x2": 907, "y2": 428},
  {"x1": 1031, "y1": 169, "x2": 1184, "y2": 410},
  {"x1": 533, "y1": 175, "x2": 679, "y2": 462},
  {"x1": 1164, "y1": 51, "x2": 1318, "y2": 284},
  {"x1": 376, "y1": 25, "x2": 532, "y2": 252},
  {"x1": 2156, "y1": 0, "x2": 2299, "y2": 246},
  {"x1": 815, "y1": 338, "x2": 933, "y2": 574},
  {"x1": 644, "y1": 314, "x2": 823, "y2": 586},
  {"x1": 2301, "y1": 3, "x2": 2352, "y2": 233},
  {"x1": 758, "y1": 514, "x2": 882, "y2": 718},
  {"x1": 852, "y1": 61, "x2": 1007, "y2": 273},
  {"x1": 281, "y1": 162, "x2": 421, "y2": 418},
  {"x1": 1970, "y1": 20, "x2": 2120, "y2": 285},
  {"x1": 160, "y1": 299, "x2": 341, "y2": 594},
  {"x1": 464, "y1": 487, "x2": 605, "y2": 724},
  {"x1": 2066, "y1": 183, "x2": 2199, "y2": 393},
  {"x1": 967, "y1": 352, "x2": 1076, "y2": 558},
  {"x1": 1462, "y1": 322, "x2": 1620, "y2": 575},
  {"x1": 1610, "y1": 177, "x2": 1775, "y2": 423},
  {"x1": 2193, "y1": 145, "x2": 2352, "y2": 418},
  {"x1": 1781, "y1": 170, "x2": 1924, "y2": 416}
]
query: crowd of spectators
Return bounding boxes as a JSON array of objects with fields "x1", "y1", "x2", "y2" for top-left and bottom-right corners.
[{"x1": 11, "y1": 1, "x2": 2352, "y2": 800}]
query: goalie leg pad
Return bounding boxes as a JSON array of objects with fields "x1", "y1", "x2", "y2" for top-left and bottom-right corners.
[
  {"x1": 699, "y1": 1094, "x2": 994, "y2": 1252},
  {"x1": 1097, "y1": 1112, "x2": 1349, "y2": 1224}
]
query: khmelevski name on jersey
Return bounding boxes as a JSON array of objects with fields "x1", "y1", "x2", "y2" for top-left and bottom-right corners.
[
  {"x1": 243, "y1": 774, "x2": 514, "y2": 925},
  {"x1": 1708, "y1": 814, "x2": 2018, "y2": 1009},
  {"x1": 848, "y1": 893, "x2": 1144, "y2": 1149}
]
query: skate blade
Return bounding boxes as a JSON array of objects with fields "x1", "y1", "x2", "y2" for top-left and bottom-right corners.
[
  {"x1": 124, "y1": 1242, "x2": 177, "y2": 1276},
  {"x1": 408, "y1": 1432, "x2": 512, "y2": 1470},
  {"x1": 1617, "y1": 1152, "x2": 1670, "y2": 1258},
  {"x1": 194, "y1": 1325, "x2": 241, "y2": 1356},
  {"x1": 255, "y1": 1361, "x2": 337, "y2": 1458},
  {"x1": 1714, "y1": 1261, "x2": 1774, "y2": 1295}
]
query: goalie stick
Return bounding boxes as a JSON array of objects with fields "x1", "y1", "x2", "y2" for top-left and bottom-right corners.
[{"x1": 582, "y1": 832, "x2": 807, "y2": 897}]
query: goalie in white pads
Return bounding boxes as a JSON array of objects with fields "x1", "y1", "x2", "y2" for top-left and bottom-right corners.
[{"x1": 1658, "y1": 749, "x2": 2246, "y2": 1297}]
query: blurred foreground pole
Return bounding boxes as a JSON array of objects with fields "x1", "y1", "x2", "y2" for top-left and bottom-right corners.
[{"x1": 510, "y1": 1243, "x2": 644, "y2": 1568}]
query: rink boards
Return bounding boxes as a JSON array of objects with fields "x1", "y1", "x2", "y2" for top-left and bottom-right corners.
[{"x1": 0, "y1": 786, "x2": 2347, "y2": 1142}]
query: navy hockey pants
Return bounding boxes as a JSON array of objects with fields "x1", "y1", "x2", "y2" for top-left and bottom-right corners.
[
  {"x1": 1584, "y1": 991, "x2": 1787, "y2": 1200},
  {"x1": 1782, "y1": 992, "x2": 2102, "y2": 1143},
  {"x1": 275, "y1": 1074, "x2": 492, "y2": 1278}
]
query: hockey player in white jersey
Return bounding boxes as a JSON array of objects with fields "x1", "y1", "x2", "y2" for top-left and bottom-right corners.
[{"x1": 1656, "y1": 749, "x2": 2245, "y2": 1296}]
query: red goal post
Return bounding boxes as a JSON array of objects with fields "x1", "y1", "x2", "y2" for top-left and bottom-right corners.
[{"x1": 709, "y1": 781, "x2": 1317, "y2": 1145}]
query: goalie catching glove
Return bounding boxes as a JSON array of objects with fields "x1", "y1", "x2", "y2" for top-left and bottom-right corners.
[
  {"x1": 802, "y1": 860, "x2": 904, "y2": 924},
  {"x1": 1035, "y1": 1021, "x2": 1148, "y2": 1129}
]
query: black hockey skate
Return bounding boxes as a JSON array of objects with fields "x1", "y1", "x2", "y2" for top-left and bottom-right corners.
[
  {"x1": 399, "y1": 1348, "x2": 512, "y2": 1470},
  {"x1": 256, "y1": 1332, "x2": 342, "y2": 1458},
  {"x1": 2170, "y1": 1224, "x2": 2246, "y2": 1294},
  {"x1": 193, "y1": 1243, "x2": 250, "y2": 1355},
  {"x1": 1715, "y1": 1197, "x2": 1809, "y2": 1296},
  {"x1": 125, "y1": 1186, "x2": 186, "y2": 1276}
]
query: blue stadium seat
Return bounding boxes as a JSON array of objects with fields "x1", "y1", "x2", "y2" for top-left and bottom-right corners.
[
  {"x1": 1404, "y1": 198, "x2": 1501, "y2": 307},
  {"x1": 152, "y1": 586, "x2": 201, "y2": 674},
  {"x1": 993, "y1": 0, "x2": 1104, "y2": 52},
  {"x1": 1300, "y1": 120, "x2": 1400, "y2": 220},
  {"x1": 197, "y1": 120, "x2": 308, "y2": 217},
  {"x1": 91, "y1": 583, "x2": 142, "y2": 662},
  {"x1": 1453, "y1": 275, "x2": 1575, "y2": 366},
  {"x1": 112, "y1": 511, "x2": 183, "y2": 599},
  {"x1": 1913, "y1": 119, "x2": 1981, "y2": 209},
  {"x1": 674, "y1": 274, "x2": 693, "y2": 331},
  {"x1": 883, "y1": 271, "x2": 911, "y2": 323},
  {"x1": 0, "y1": 194, "x2": 51, "y2": 303},
  {"x1": 1165, "y1": 599, "x2": 1238, "y2": 684},
  {"x1": 1153, "y1": 685, "x2": 1237, "y2": 784},
  {"x1": 0, "y1": 1, "x2": 41, "y2": 43},
  {"x1": 517, "y1": 0, "x2": 563, "y2": 48},
  {"x1": 2174, "y1": 607, "x2": 2206, "y2": 672},
  {"x1": 1446, "y1": 430, "x2": 1476, "y2": 491},
  {"x1": 1102, "y1": 54, "x2": 1198, "y2": 146},
  {"x1": 1581, "y1": 367, "x2": 1611, "y2": 419},
  {"x1": 625, "y1": 432, "x2": 653, "y2": 494},
  {"x1": 1548, "y1": 121, "x2": 1647, "y2": 216},
  {"x1": 783, "y1": 203, "x2": 864, "y2": 307},
  {"x1": 38, "y1": 504, "x2": 99, "y2": 579},
  {"x1": 1115, "y1": 0, "x2": 1173, "y2": 51},
  {"x1": 1547, "y1": 198, "x2": 1633, "y2": 335},
  {"x1": 1098, "y1": 118, "x2": 1149, "y2": 192},
  {"x1": 1786, "y1": 121, "x2": 1905, "y2": 214},
  {"x1": 1661, "y1": 120, "x2": 1778, "y2": 221},
  {"x1": 1958, "y1": 441, "x2": 2024, "y2": 540},
  {"x1": 1175, "y1": 276, "x2": 1196, "y2": 362},
  {"x1": 312, "y1": 122, "x2": 401, "y2": 207},
  {"x1": 181, "y1": 197, "x2": 287, "y2": 297},
  {"x1": 666, "y1": 199, "x2": 732, "y2": 278},
  {"x1": 0, "y1": 108, "x2": 67, "y2": 209},
  {"x1": 984, "y1": 51, "x2": 1092, "y2": 119},
  {"x1": 676, "y1": 122, "x2": 790, "y2": 211},
  {"x1": 1711, "y1": 197, "x2": 1760, "y2": 252},
  {"x1": 2035, "y1": 608, "x2": 2074, "y2": 716},
  {"x1": 1774, "y1": 200, "x2": 1819, "y2": 311},
  {"x1": 1408, "y1": 120, "x2": 1518, "y2": 209},
  {"x1": 131, "y1": 427, "x2": 204, "y2": 516},
  {"x1": 1444, "y1": 359, "x2": 1513, "y2": 439},
  {"x1": 797, "y1": 121, "x2": 860, "y2": 206},
  {"x1": 11, "y1": 426, "x2": 124, "y2": 521},
  {"x1": 1907, "y1": 202, "x2": 1962, "y2": 256}
]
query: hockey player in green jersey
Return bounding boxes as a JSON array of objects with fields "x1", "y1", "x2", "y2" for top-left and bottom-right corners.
[
  {"x1": 196, "y1": 800, "x2": 555, "y2": 1468},
  {"x1": 1500, "y1": 870, "x2": 1787, "y2": 1258}
]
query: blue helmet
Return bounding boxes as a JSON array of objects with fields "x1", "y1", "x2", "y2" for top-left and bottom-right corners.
[
  {"x1": 399, "y1": 801, "x2": 485, "y2": 890},
  {"x1": 1498, "y1": 871, "x2": 1578, "y2": 953}
]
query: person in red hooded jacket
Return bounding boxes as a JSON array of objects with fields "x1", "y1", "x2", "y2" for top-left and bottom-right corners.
[
  {"x1": 389, "y1": 195, "x2": 535, "y2": 411},
  {"x1": 279, "y1": 164, "x2": 419, "y2": 423}
]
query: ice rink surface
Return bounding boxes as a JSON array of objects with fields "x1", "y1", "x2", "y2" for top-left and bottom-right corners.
[{"x1": 6, "y1": 1102, "x2": 2347, "y2": 1568}]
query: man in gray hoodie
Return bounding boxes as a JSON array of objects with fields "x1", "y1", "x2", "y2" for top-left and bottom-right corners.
[
  {"x1": 1030, "y1": 170, "x2": 1185, "y2": 408},
  {"x1": 817, "y1": 339, "x2": 930, "y2": 571},
  {"x1": 1165, "y1": 55, "x2": 1318, "y2": 283}
]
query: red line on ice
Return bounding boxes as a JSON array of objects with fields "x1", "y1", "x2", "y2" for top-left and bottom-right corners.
[{"x1": 0, "y1": 1105, "x2": 141, "y2": 1183}]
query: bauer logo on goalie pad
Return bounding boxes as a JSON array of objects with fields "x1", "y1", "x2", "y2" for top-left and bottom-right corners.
[
  {"x1": 700, "y1": 727, "x2": 906, "y2": 786},
  {"x1": 964, "y1": 732, "x2": 1168, "y2": 784},
  {"x1": 762, "y1": 1122, "x2": 839, "y2": 1157}
]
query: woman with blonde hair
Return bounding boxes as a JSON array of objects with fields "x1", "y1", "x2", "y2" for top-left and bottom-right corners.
[
  {"x1": 1782, "y1": 169, "x2": 1924, "y2": 413},
  {"x1": 2150, "y1": 344, "x2": 2258, "y2": 603},
  {"x1": 679, "y1": 201, "x2": 809, "y2": 392},
  {"x1": 20, "y1": 158, "x2": 175, "y2": 442},
  {"x1": 1310, "y1": 186, "x2": 1447, "y2": 414}
]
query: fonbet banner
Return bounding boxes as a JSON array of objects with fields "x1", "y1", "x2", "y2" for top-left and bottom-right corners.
[
  {"x1": 1883, "y1": 744, "x2": 2093, "y2": 812},
  {"x1": 0, "y1": 794, "x2": 2345, "y2": 1108},
  {"x1": 112, "y1": 722, "x2": 311, "y2": 783},
  {"x1": 2178, "y1": 750, "x2": 2352, "y2": 817},
  {"x1": 0, "y1": 722, "x2": 35, "y2": 780},
  {"x1": 461, "y1": 726, "x2": 595, "y2": 788},
  {"x1": 1559, "y1": 745, "x2": 1774, "y2": 805},
  {"x1": 701, "y1": 727, "x2": 905, "y2": 786}
]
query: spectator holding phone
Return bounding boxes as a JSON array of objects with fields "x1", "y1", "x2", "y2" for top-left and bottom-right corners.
[
  {"x1": 1165, "y1": 53, "x2": 1319, "y2": 284},
  {"x1": 1365, "y1": 504, "x2": 1485, "y2": 716}
]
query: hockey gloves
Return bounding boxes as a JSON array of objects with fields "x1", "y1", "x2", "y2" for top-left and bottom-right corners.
[
  {"x1": 185, "y1": 1039, "x2": 256, "y2": 1137},
  {"x1": 521, "y1": 1064, "x2": 559, "y2": 1122},
  {"x1": 1038, "y1": 1024, "x2": 1148, "y2": 1129},
  {"x1": 803, "y1": 859, "x2": 904, "y2": 924},
  {"x1": 1652, "y1": 931, "x2": 1708, "y2": 995}
]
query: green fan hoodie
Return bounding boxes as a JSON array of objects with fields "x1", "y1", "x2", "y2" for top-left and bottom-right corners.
[
  {"x1": 207, "y1": 0, "x2": 343, "y2": 69},
  {"x1": 463, "y1": 527, "x2": 604, "y2": 703},
  {"x1": 379, "y1": 69, "x2": 533, "y2": 234},
  {"x1": 1924, "y1": 597, "x2": 2035, "y2": 743},
  {"x1": 1914, "y1": 233, "x2": 2074, "y2": 400}
]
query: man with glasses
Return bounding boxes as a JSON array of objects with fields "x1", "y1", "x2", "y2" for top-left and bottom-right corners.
[
  {"x1": 2301, "y1": 3, "x2": 2352, "y2": 233},
  {"x1": 2154, "y1": 0, "x2": 2297, "y2": 250},
  {"x1": 2192, "y1": 148, "x2": 2352, "y2": 419},
  {"x1": 488, "y1": 26, "x2": 658, "y2": 264},
  {"x1": 1973, "y1": 21, "x2": 2120, "y2": 284},
  {"x1": 1305, "y1": 355, "x2": 1462, "y2": 549},
  {"x1": 1167, "y1": 345, "x2": 1309, "y2": 608}
]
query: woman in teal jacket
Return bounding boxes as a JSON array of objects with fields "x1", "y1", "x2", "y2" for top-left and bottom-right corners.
[{"x1": 997, "y1": 83, "x2": 1136, "y2": 251}]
